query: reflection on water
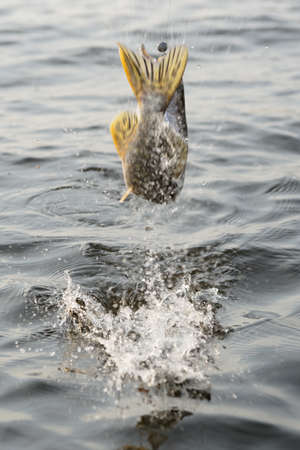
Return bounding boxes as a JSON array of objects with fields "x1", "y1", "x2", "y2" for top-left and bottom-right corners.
[{"x1": 134, "y1": 408, "x2": 193, "y2": 450}]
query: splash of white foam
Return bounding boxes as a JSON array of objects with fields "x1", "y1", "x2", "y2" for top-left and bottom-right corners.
[{"x1": 59, "y1": 253, "x2": 222, "y2": 392}]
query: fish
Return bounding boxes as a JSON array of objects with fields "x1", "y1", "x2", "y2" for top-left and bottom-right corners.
[{"x1": 110, "y1": 42, "x2": 188, "y2": 204}]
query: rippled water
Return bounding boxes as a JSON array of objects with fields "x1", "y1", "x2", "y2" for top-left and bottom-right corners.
[{"x1": 1, "y1": 0, "x2": 300, "y2": 449}]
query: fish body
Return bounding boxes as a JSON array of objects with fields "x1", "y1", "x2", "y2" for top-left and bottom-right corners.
[{"x1": 110, "y1": 43, "x2": 188, "y2": 203}]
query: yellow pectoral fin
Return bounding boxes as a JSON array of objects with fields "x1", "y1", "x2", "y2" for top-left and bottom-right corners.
[
  {"x1": 110, "y1": 111, "x2": 138, "y2": 159},
  {"x1": 118, "y1": 43, "x2": 188, "y2": 111},
  {"x1": 120, "y1": 186, "x2": 133, "y2": 203}
]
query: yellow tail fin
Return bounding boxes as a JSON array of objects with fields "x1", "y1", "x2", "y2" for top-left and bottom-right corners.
[
  {"x1": 118, "y1": 43, "x2": 188, "y2": 112},
  {"x1": 110, "y1": 111, "x2": 138, "y2": 159}
]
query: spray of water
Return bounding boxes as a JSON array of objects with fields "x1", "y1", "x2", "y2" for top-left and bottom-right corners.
[{"x1": 58, "y1": 249, "x2": 224, "y2": 396}]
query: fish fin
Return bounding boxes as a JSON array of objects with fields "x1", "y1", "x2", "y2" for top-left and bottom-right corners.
[
  {"x1": 118, "y1": 43, "x2": 188, "y2": 111},
  {"x1": 174, "y1": 142, "x2": 188, "y2": 179},
  {"x1": 120, "y1": 186, "x2": 133, "y2": 203},
  {"x1": 140, "y1": 44, "x2": 153, "y2": 61},
  {"x1": 110, "y1": 111, "x2": 138, "y2": 159}
]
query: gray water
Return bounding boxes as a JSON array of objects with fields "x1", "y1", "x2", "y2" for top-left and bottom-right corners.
[{"x1": 1, "y1": 1, "x2": 300, "y2": 449}]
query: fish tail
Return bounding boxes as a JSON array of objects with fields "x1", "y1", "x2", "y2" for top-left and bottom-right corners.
[{"x1": 118, "y1": 43, "x2": 188, "y2": 112}]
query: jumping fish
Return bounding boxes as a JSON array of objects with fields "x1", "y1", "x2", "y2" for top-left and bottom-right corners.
[{"x1": 110, "y1": 42, "x2": 188, "y2": 203}]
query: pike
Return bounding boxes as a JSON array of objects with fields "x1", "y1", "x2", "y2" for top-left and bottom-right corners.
[{"x1": 110, "y1": 42, "x2": 188, "y2": 204}]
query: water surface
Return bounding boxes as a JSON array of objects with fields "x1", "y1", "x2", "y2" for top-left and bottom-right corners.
[{"x1": 1, "y1": 1, "x2": 300, "y2": 449}]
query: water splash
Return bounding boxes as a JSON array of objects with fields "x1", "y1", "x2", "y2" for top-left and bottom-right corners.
[{"x1": 58, "y1": 250, "x2": 224, "y2": 395}]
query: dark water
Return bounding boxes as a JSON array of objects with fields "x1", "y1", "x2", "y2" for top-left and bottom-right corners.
[{"x1": 1, "y1": 1, "x2": 300, "y2": 449}]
